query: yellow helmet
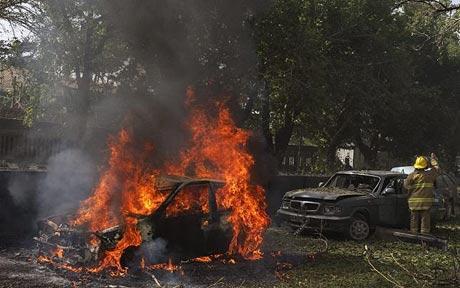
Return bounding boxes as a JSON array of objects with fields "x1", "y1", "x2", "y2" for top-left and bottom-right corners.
[{"x1": 413, "y1": 156, "x2": 428, "y2": 169}]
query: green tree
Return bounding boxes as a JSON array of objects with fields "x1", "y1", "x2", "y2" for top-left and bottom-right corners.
[
  {"x1": 254, "y1": 0, "x2": 326, "y2": 164},
  {"x1": 254, "y1": 0, "x2": 460, "y2": 171},
  {"x1": 34, "y1": 0, "x2": 125, "y2": 141}
]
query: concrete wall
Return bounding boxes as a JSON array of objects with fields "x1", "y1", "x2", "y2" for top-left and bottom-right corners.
[{"x1": 0, "y1": 170, "x2": 45, "y2": 245}]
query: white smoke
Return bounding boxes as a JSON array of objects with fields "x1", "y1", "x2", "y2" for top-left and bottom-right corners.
[
  {"x1": 140, "y1": 237, "x2": 168, "y2": 264},
  {"x1": 36, "y1": 149, "x2": 97, "y2": 218}
]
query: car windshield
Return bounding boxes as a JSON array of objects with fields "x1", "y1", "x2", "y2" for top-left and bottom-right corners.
[{"x1": 326, "y1": 174, "x2": 380, "y2": 193}]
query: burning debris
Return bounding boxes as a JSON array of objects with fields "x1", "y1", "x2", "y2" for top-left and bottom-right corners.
[
  {"x1": 34, "y1": 176, "x2": 231, "y2": 273},
  {"x1": 33, "y1": 92, "x2": 270, "y2": 276}
]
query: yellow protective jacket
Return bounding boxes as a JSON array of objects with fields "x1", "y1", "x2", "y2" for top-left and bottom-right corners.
[{"x1": 404, "y1": 169, "x2": 438, "y2": 211}]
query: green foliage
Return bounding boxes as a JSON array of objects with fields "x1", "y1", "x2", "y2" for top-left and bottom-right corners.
[
  {"x1": 1, "y1": 0, "x2": 459, "y2": 169},
  {"x1": 0, "y1": 39, "x2": 48, "y2": 124},
  {"x1": 1, "y1": 0, "x2": 130, "y2": 134},
  {"x1": 253, "y1": 0, "x2": 460, "y2": 171}
]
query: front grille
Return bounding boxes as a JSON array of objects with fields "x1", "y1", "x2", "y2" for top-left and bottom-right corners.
[
  {"x1": 282, "y1": 199, "x2": 290, "y2": 209},
  {"x1": 303, "y1": 202, "x2": 320, "y2": 211},
  {"x1": 289, "y1": 200, "x2": 320, "y2": 212},
  {"x1": 290, "y1": 201, "x2": 301, "y2": 210}
]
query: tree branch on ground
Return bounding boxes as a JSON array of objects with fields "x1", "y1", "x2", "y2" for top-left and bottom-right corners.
[{"x1": 364, "y1": 246, "x2": 405, "y2": 288}]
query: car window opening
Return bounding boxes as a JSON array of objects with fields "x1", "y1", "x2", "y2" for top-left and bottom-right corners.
[{"x1": 327, "y1": 174, "x2": 380, "y2": 193}]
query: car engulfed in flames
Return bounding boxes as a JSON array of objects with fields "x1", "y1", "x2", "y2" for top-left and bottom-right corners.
[
  {"x1": 35, "y1": 176, "x2": 232, "y2": 270},
  {"x1": 33, "y1": 88, "x2": 270, "y2": 275}
]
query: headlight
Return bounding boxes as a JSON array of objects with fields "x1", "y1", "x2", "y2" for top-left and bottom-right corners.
[
  {"x1": 281, "y1": 199, "x2": 290, "y2": 209},
  {"x1": 323, "y1": 205, "x2": 342, "y2": 215}
]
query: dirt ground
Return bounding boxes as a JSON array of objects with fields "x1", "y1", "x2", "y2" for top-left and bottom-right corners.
[
  {"x1": 0, "y1": 221, "x2": 459, "y2": 288},
  {"x1": 0, "y1": 226, "x2": 306, "y2": 288}
]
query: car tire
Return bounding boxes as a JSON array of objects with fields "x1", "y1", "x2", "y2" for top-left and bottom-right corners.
[{"x1": 348, "y1": 214, "x2": 370, "y2": 241}]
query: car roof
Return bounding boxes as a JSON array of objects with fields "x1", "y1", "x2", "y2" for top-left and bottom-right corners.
[
  {"x1": 156, "y1": 175, "x2": 225, "y2": 190},
  {"x1": 391, "y1": 166, "x2": 415, "y2": 174},
  {"x1": 336, "y1": 170, "x2": 403, "y2": 177}
]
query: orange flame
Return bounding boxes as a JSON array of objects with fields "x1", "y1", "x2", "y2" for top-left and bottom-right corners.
[
  {"x1": 53, "y1": 247, "x2": 64, "y2": 258},
  {"x1": 72, "y1": 129, "x2": 167, "y2": 273},
  {"x1": 149, "y1": 258, "x2": 181, "y2": 273},
  {"x1": 191, "y1": 256, "x2": 213, "y2": 263},
  {"x1": 37, "y1": 255, "x2": 83, "y2": 273},
  {"x1": 166, "y1": 185, "x2": 209, "y2": 217},
  {"x1": 167, "y1": 87, "x2": 270, "y2": 259},
  {"x1": 69, "y1": 87, "x2": 269, "y2": 274}
]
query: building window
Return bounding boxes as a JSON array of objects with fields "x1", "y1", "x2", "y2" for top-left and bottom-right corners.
[
  {"x1": 289, "y1": 157, "x2": 294, "y2": 166},
  {"x1": 282, "y1": 157, "x2": 286, "y2": 165}
]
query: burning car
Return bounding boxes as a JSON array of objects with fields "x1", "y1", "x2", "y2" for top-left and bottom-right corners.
[
  {"x1": 35, "y1": 176, "x2": 232, "y2": 268},
  {"x1": 33, "y1": 95, "x2": 270, "y2": 274},
  {"x1": 277, "y1": 170, "x2": 446, "y2": 241}
]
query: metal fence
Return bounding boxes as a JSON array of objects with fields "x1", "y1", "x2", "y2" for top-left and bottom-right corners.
[{"x1": 0, "y1": 118, "x2": 64, "y2": 165}]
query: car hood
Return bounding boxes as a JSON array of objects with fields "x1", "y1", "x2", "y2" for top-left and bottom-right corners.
[{"x1": 284, "y1": 187, "x2": 368, "y2": 201}]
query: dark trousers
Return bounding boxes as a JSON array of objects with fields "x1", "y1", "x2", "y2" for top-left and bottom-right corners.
[{"x1": 410, "y1": 209, "x2": 431, "y2": 234}]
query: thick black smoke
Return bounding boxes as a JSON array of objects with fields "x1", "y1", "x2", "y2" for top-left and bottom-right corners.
[
  {"x1": 9, "y1": 1, "x2": 274, "y2": 225},
  {"x1": 95, "y1": 0, "x2": 268, "y2": 163}
]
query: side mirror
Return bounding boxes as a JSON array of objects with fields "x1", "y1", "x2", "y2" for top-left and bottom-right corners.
[
  {"x1": 382, "y1": 187, "x2": 395, "y2": 195},
  {"x1": 318, "y1": 182, "x2": 324, "y2": 188}
]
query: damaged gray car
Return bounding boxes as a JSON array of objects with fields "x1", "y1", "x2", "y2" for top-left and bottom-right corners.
[{"x1": 277, "y1": 171, "x2": 446, "y2": 241}]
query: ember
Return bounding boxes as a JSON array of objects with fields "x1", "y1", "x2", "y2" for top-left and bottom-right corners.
[
  {"x1": 52, "y1": 247, "x2": 64, "y2": 258},
  {"x1": 37, "y1": 255, "x2": 84, "y2": 273},
  {"x1": 190, "y1": 256, "x2": 213, "y2": 263},
  {"x1": 149, "y1": 258, "x2": 182, "y2": 274},
  {"x1": 275, "y1": 262, "x2": 294, "y2": 281}
]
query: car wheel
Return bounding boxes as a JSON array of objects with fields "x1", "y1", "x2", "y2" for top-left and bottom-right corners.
[{"x1": 348, "y1": 215, "x2": 370, "y2": 241}]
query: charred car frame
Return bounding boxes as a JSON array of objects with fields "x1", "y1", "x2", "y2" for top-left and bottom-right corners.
[{"x1": 34, "y1": 176, "x2": 232, "y2": 266}]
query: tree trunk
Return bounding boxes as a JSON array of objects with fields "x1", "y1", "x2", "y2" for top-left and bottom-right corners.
[
  {"x1": 324, "y1": 114, "x2": 352, "y2": 171},
  {"x1": 261, "y1": 90, "x2": 274, "y2": 154},
  {"x1": 274, "y1": 122, "x2": 294, "y2": 165},
  {"x1": 74, "y1": 19, "x2": 95, "y2": 148},
  {"x1": 354, "y1": 135, "x2": 378, "y2": 169}
]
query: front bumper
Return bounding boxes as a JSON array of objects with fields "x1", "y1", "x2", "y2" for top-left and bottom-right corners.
[{"x1": 277, "y1": 209, "x2": 351, "y2": 232}]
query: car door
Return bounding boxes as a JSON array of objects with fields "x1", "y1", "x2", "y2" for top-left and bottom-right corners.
[
  {"x1": 446, "y1": 174, "x2": 458, "y2": 203},
  {"x1": 376, "y1": 176, "x2": 400, "y2": 227},
  {"x1": 435, "y1": 175, "x2": 449, "y2": 200},
  {"x1": 444, "y1": 173, "x2": 457, "y2": 201},
  {"x1": 154, "y1": 183, "x2": 212, "y2": 257},
  {"x1": 394, "y1": 177, "x2": 410, "y2": 228}
]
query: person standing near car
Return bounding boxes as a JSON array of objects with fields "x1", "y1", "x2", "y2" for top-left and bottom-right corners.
[
  {"x1": 343, "y1": 156, "x2": 353, "y2": 171},
  {"x1": 404, "y1": 153, "x2": 440, "y2": 234}
]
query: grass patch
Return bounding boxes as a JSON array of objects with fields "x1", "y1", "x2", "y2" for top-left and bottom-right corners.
[{"x1": 257, "y1": 217, "x2": 460, "y2": 288}]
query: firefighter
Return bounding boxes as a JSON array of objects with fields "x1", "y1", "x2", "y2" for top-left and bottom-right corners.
[{"x1": 403, "y1": 153, "x2": 440, "y2": 234}]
